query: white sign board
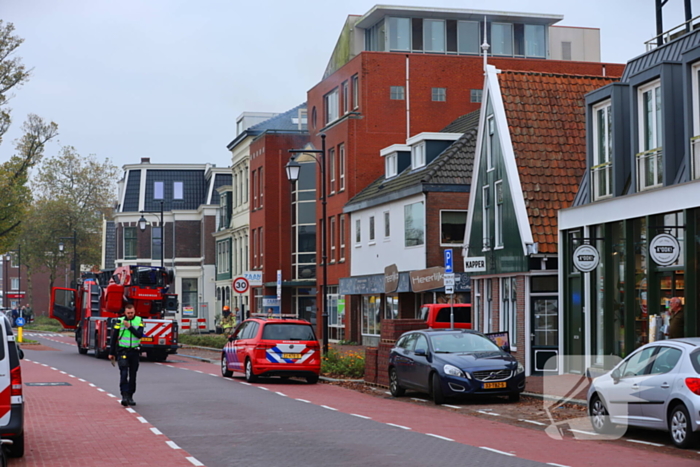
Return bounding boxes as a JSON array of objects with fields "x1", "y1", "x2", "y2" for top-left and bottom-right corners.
[
  {"x1": 276, "y1": 270, "x2": 282, "y2": 301},
  {"x1": 443, "y1": 273, "x2": 455, "y2": 287},
  {"x1": 649, "y1": 233, "x2": 680, "y2": 266},
  {"x1": 573, "y1": 244, "x2": 600, "y2": 273},
  {"x1": 243, "y1": 271, "x2": 263, "y2": 286},
  {"x1": 464, "y1": 256, "x2": 486, "y2": 273}
]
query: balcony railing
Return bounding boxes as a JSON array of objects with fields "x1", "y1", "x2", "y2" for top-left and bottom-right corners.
[
  {"x1": 691, "y1": 136, "x2": 700, "y2": 181},
  {"x1": 590, "y1": 161, "x2": 612, "y2": 200},
  {"x1": 636, "y1": 147, "x2": 663, "y2": 191},
  {"x1": 645, "y1": 15, "x2": 700, "y2": 51}
]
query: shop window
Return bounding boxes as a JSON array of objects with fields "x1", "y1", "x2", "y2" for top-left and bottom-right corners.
[
  {"x1": 181, "y1": 278, "x2": 199, "y2": 318},
  {"x1": 362, "y1": 295, "x2": 381, "y2": 336},
  {"x1": 385, "y1": 295, "x2": 399, "y2": 319},
  {"x1": 440, "y1": 210, "x2": 466, "y2": 245}
]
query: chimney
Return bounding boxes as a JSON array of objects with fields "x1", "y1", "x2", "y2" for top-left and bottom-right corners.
[{"x1": 141, "y1": 157, "x2": 150, "y2": 164}]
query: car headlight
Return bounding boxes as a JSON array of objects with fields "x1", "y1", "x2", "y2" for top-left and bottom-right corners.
[
  {"x1": 515, "y1": 363, "x2": 525, "y2": 375},
  {"x1": 444, "y1": 364, "x2": 468, "y2": 379}
]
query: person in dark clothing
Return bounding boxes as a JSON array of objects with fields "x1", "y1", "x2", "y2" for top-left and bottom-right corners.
[
  {"x1": 666, "y1": 297, "x2": 685, "y2": 339},
  {"x1": 108, "y1": 303, "x2": 144, "y2": 406}
]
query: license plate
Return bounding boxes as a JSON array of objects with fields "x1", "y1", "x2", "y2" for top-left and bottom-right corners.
[
  {"x1": 141, "y1": 337, "x2": 153, "y2": 342},
  {"x1": 282, "y1": 353, "x2": 302, "y2": 359},
  {"x1": 483, "y1": 382, "x2": 507, "y2": 389}
]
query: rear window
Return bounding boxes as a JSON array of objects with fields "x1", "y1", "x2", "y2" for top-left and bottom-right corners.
[
  {"x1": 690, "y1": 349, "x2": 700, "y2": 374},
  {"x1": 262, "y1": 323, "x2": 316, "y2": 341},
  {"x1": 435, "y1": 307, "x2": 471, "y2": 324}
]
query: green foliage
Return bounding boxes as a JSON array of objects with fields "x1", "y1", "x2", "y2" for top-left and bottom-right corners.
[
  {"x1": 321, "y1": 347, "x2": 365, "y2": 379},
  {"x1": 24, "y1": 315, "x2": 64, "y2": 332},
  {"x1": 337, "y1": 340, "x2": 359, "y2": 346},
  {"x1": 178, "y1": 333, "x2": 227, "y2": 349}
]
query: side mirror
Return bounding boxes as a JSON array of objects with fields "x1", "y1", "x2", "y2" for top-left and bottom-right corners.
[
  {"x1": 414, "y1": 348, "x2": 427, "y2": 357},
  {"x1": 611, "y1": 368, "x2": 621, "y2": 383},
  {"x1": 17, "y1": 346, "x2": 24, "y2": 360},
  {"x1": 501, "y1": 343, "x2": 511, "y2": 353}
]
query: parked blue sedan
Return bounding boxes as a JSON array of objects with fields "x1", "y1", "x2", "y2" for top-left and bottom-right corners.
[{"x1": 389, "y1": 329, "x2": 525, "y2": 404}]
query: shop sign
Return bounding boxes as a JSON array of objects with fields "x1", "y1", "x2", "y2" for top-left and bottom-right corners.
[
  {"x1": 410, "y1": 266, "x2": 445, "y2": 293},
  {"x1": 464, "y1": 256, "x2": 486, "y2": 273},
  {"x1": 649, "y1": 233, "x2": 680, "y2": 266},
  {"x1": 573, "y1": 244, "x2": 599, "y2": 272},
  {"x1": 384, "y1": 264, "x2": 399, "y2": 293},
  {"x1": 243, "y1": 271, "x2": 263, "y2": 286}
]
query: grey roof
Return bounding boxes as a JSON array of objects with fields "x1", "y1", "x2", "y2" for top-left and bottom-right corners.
[
  {"x1": 345, "y1": 109, "x2": 479, "y2": 213},
  {"x1": 209, "y1": 173, "x2": 232, "y2": 205},
  {"x1": 622, "y1": 29, "x2": 700, "y2": 80},
  {"x1": 227, "y1": 103, "x2": 307, "y2": 149},
  {"x1": 440, "y1": 110, "x2": 481, "y2": 134}
]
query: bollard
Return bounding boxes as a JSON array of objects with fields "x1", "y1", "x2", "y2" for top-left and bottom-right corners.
[{"x1": 18, "y1": 326, "x2": 23, "y2": 343}]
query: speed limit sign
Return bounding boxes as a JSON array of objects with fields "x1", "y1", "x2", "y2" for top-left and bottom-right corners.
[{"x1": 233, "y1": 277, "x2": 249, "y2": 294}]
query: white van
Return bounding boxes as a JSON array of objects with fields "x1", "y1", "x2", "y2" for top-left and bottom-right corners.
[{"x1": 0, "y1": 312, "x2": 24, "y2": 458}]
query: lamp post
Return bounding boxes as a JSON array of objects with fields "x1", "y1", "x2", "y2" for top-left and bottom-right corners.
[
  {"x1": 4, "y1": 245, "x2": 20, "y2": 307},
  {"x1": 58, "y1": 231, "x2": 78, "y2": 288},
  {"x1": 287, "y1": 134, "x2": 328, "y2": 354},
  {"x1": 138, "y1": 200, "x2": 165, "y2": 268}
]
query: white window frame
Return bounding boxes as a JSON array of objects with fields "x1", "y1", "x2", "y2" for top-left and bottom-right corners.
[
  {"x1": 482, "y1": 185, "x2": 490, "y2": 250},
  {"x1": 330, "y1": 216, "x2": 336, "y2": 263},
  {"x1": 338, "y1": 143, "x2": 346, "y2": 191},
  {"x1": 500, "y1": 277, "x2": 517, "y2": 347},
  {"x1": 486, "y1": 115, "x2": 495, "y2": 171},
  {"x1": 329, "y1": 147, "x2": 336, "y2": 194},
  {"x1": 494, "y1": 181, "x2": 503, "y2": 248},
  {"x1": 342, "y1": 81, "x2": 349, "y2": 115},
  {"x1": 592, "y1": 99, "x2": 613, "y2": 200},
  {"x1": 340, "y1": 214, "x2": 346, "y2": 260},
  {"x1": 390, "y1": 86, "x2": 405, "y2": 100},
  {"x1": 692, "y1": 63, "x2": 700, "y2": 180},
  {"x1": 154, "y1": 181, "x2": 164, "y2": 200},
  {"x1": 352, "y1": 75, "x2": 359, "y2": 109},
  {"x1": 325, "y1": 88, "x2": 339, "y2": 124},
  {"x1": 431, "y1": 87, "x2": 446, "y2": 102},
  {"x1": 355, "y1": 218, "x2": 361, "y2": 245},
  {"x1": 412, "y1": 142, "x2": 426, "y2": 169},
  {"x1": 637, "y1": 79, "x2": 663, "y2": 191},
  {"x1": 385, "y1": 153, "x2": 398, "y2": 178},
  {"x1": 10, "y1": 278, "x2": 19, "y2": 291},
  {"x1": 369, "y1": 216, "x2": 375, "y2": 243}
]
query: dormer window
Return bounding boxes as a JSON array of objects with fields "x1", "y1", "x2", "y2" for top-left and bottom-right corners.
[
  {"x1": 591, "y1": 100, "x2": 613, "y2": 200},
  {"x1": 412, "y1": 143, "x2": 426, "y2": 169},
  {"x1": 691, "y1": 63, "x2": 700, "y2": 180},
  {"x1": 636, "y1": 79, "x2": 662, "y2": 191},
  {"x1": 385, "y1": 153, "x2": 398, "y2": 178},
  {"x1": 154, "y1": 181, "x2": 164, "y2": 199}
]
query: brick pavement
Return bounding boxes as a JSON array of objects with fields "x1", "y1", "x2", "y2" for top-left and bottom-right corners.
[{"x1": 11, "y1": 358, "x2": 202, "y2": 467}]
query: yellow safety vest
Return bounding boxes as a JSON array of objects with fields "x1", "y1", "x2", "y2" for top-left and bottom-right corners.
[{"x1": 116, "y1": 316, "x2": 143, "y2": 348}]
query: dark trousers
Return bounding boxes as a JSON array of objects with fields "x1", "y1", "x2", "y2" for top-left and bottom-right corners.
[{"x1": 117, "y1": 348, "x2": 140, "y2": 395}]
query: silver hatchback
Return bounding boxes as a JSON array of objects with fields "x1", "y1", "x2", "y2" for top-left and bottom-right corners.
[{"x1": 587, "y1": 338, "x2": 700, "y2": 448}]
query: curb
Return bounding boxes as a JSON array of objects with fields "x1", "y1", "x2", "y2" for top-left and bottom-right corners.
[{"x1": 521, "y1": 391, "x2": 587, "y2": 407}]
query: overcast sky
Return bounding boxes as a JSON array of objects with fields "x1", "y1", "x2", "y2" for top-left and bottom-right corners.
[{"x1": 0, "y1": 0, "x2": 693, "y2": 169}]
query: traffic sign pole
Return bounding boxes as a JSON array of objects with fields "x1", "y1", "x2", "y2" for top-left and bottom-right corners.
[{"x1": 444, "y1": 249, "x2": 454, "y2": 329}]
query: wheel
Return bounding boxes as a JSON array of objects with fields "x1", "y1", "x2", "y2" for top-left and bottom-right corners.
[
  {"x1": 6, "y1": 433, "x2": 24, "y2": 458},
  {"x1": 389, "y1": 368, "x2": 405, "y2": 397},
  {"x1": 146, "y1": 350, "x2": 168, "y2": 362},
  {"x1": 76, "y1": 332, "x2": 88, "y2": 354},
  {"x1": 306, "y1": 374, "x2": 319, "y2": 384},
  {"x1": 221, "y1": 354, "x2": 233, "y2": 378},
  {"x1": 245, "y1": 359, "x2": 258, "y2": 383},
  {"x1": 431, "y1": 373, "x2": 445, "y2": 405},
  {"x1": 589, "y1": 394, "x2": 616, "y2": 434},
  {"x1": 508, "y1": 392, "x2": 520, "y2": 403},
  {"x1": 669, "y1": 404, "x2": 698, "y2": 449}
]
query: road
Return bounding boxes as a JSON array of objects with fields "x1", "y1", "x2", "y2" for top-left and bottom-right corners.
[{"x1": 15, "y1": 332, "x2": 700, "y2": 467}]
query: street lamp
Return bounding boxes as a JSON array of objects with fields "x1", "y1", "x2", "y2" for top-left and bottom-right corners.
[
  {"x1": 58, "y1": 231, "x2": 77, "y2": 288},
  {"x1": 287, "y1": 134, "x2": 328, "y2": 354},
  {"x1": 4, "y1": 245, "x2": 20, "y2": 308},
  {"x1": 138, "y1": 200, "x2": 164, "y2": 268}
]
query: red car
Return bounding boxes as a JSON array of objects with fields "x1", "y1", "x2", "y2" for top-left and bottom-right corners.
[{"x1": 221, "y1": 317, "x2": 321, "y2": 384}]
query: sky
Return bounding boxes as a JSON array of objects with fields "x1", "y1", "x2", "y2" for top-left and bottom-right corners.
[{"x1": 0, "y1": 0, "x2": 694, "y2": 170}]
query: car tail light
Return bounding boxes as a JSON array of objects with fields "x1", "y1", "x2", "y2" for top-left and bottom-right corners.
[
  {"x1": 10, "y1": 366, "x2": 22, "y2": 397},
  {"x1": 685, "y1": 378, "x2": 700, "y2": 395}
]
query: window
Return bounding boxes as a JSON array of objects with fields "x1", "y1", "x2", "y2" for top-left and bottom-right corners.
[
  {"x1": 339, "y1": 214, "x2": 346, "y2": 260},
  {"x1": 650, "y1": 347, "x2": 682, "y2": 374},
  {"x1": 412, "y1": 143, "x2": 426, "y2": 169},
  {"x1": 252, "y1": 229, "x2": 257, "y2": 267},
  {"x1": 369, "y1": 216, "x2": 375, "y2": 242},
  {"x1": 258, "y1": 167, "x2": 263, "y2": 207},
  {"x1": 384, "y1": 211, "x2": 390, "y2": 238},
  {"x1": 259, "y1": 227, "x2": 263, "y2": 263},
  {"x1": 352, "y1": 75, "x2": 359, "y2": 109},
  {"x1": 562, "y1": 41, "x2": 572, "y2": 61},
  {"x1": 152, "y1": 226, "x2": 162, "y2": 261},
  {"x1": 342, "y1": 81, "x2": 349, "y2": 115},
  {"x1": 524, "y1": 25, "x2": 545, "y2": 57},
  {"x1": 692, "y1": 63, "x2": 700, "y2": 179},
  {"x1": 495, "y1": 181, "x2": 503, "y2": 248},
  {"x1": 330, "y1": 216, "x2": 336, "y2": 263},
  {"x1": 362, "y1": 295, "x2": 381, "y2": 336},
  {"x1": 325, "y1": 88, "x2": 339, "y2": 124},
  {"x1": 154, "y1": 181, "x2": 164, "y2": 199},
  {"x1": 637, "y1": 80, "x2": 663, "y2": 190},
  {"x1": 385, "y1": 153, "x2": 398, "y2": 178},
  {"x1": 329, "y1": 147, "x2": 336, "y2": 194},
  {"x1": 432, "y1": 87, "x2": 446, "y2": 102},
  {"x1": 338, "y1": 143, "x2": 345, "y2": 191},
  {"x1": 592, "y1": 100, "x2": 613, "y2": 200},
  {"x1": 492, "y1": 23, "x2": 513, "y2": 56},
  {"x1": 404, "y1": 201, "x2": 424, "y2": 247},
  {"x1": 10, "y1": 278, "x2": 19, "y2": 291},
  {"x1": 482, "y1": 185, "x2": 490, "y2": 250},
  {"x1": 618, "y1": 347, "x2": 656, "y2": 377},
  {"x1": 173, "y1": 181, "x2": 184, "y2": 200},
  {"x1": 458, "y1": 21, "x2": 479, "y2": 54},
  {"x1": 486, "y1": 115, "x2": 495, "y2": 170},
  {"x1": 365, "y1": 19, "x2": 386, "y2": 52},
  {"x1": 124, "y1": 226, "x2": 137, "y2": 260},
  {"x1": 501, "y1": 277, "x2": 517, "y2": 346},
  {"x1": 217, "y1": 240, "x2": 229, "y2": 274},
  {"x1": 389, "y1": 17, "x2": 411, "y2": 51},
  {"x1": 440, "y1": 210, "x2": 466, "y2": 244},
  {"x1": 424, "y1": 19, "x2": 445, "y2": 52},
  {"x1": 252, "y1": 170, "x2": 257, "y2": 209},
  {"x1": 471, "y1": 89, "x2": 482, "y2": 103},
  {"x1": 390, "y1": 86, "x2": 405, "y2": 100},
  {"x1": 355, "y1": 218, "x2": 361, "y2": 244}
]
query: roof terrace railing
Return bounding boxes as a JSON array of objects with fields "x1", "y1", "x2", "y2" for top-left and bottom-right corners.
[{"x1": 645, "y1": 15, "x2": 700, "y2": 51}]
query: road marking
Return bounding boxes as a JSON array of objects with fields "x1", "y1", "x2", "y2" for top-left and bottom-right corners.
[
  {"x1": 442, "y1": 404, "x2": 461, "y2": 409},
  {"x1": 89, "y1": 383, "x2": 96, "y2": 387},
  {"x1": 150, "y1": 427, "x2": 162, "y2": 435},
  {"x1": 126, "y1": 408, "x2": 136, "y2": 413},
  {"x1": 186, "y1": 457, "x2": 204, "y2": 466},
  {"x1": 480, "y1": 447, "x2": 515, "y2": 457},
  {"x1": 166, "y1": 441, "x2": 181, "y2": 450},
  {"x1": 96, "y1": 388, "x2": 105, "y2": 392},
  {"x1": 386, "y1": 423, "x2": 411, "y2": 430},
  {"x1": 351, "y1": 414, "x2": 371, "y2": 419},
  {"x1": 194, "y1": 370, "x2": 203, "y2": 374},
  {"x1": 427, "y1": 433, "x2": 454, "y2": 441},
  {"x1": 296, "y1": 399, "x2": 311, "y2": 403},
  {"x1": 411, "y1": 398, "x2": 427, "y2": 402},
  {"x1": 137, "y1": 416, "x2": 148, "y2": 424},
  {"x1": 41, "y1": 364, "x2": 48, "y2": 367},
  {"x1": 321, "y1": 405, "x2": 338, "y2": 411},
  {"x1": 209, "y1": 373, "x2": 217, "y2": 377},
  {"x1": 627, "y1": 439, "x2": 664, "y2": 447},
  {"x1": 79, "y1": 378, "x2": 86, "y2": 382},
  {"x1": 50, "y1": 367, "x2": 57, "y2": 370},
  {"x1": 68, "y1": 375, "x2": 75, "y2": 378},
  {"x1": 547, "y1": 463, "x2": 571, "y2": 467},
  {"x1": 240, "y1": 382, "x2": 251, "y2": 386},
  {"x1": 568, "y1": 429, "x2": 598, "y2": 436},
  {"x1": 258, "y1": 387, "x2": 269, "y2": 391},
  {"x1": 275, "y1": 392, "x2": 287, "y2": 397},
  {"x1": 59, "y1": 371, "x2": 67, "y2": 374},
  {"x1": 519, "y1": 419, "x2": 547, "y2": 426},
  {"x1": 477, "y1": 410, "x2": 500, "y2": 416},
  {"x1": 107, "y1": 394, "x2": 116, "y2": 398}
]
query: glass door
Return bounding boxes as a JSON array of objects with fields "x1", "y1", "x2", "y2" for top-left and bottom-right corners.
[{"x1": 531, "y1": 297, "x2": 558, "y2": 375}]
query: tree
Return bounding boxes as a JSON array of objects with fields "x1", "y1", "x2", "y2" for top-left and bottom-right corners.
[{"x1": 0, "y1": 20, "x2": 31, "y2": 146}]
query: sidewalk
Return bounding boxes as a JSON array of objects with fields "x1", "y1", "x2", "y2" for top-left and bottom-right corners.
[{"x1": 14, "y1": 356, "x2": 200, "y2": 466}]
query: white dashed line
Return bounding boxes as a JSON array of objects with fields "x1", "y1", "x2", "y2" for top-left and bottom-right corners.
[
  {"x1": 50, "y1": 367, "x2": 57, "y2": 370},
  {"x1": 568, "y1": 429, "x2": 598, "y2": 436},
  {"x1": 547, "y1": 463, "x2": 571, "y2": 467},
  {"x1": 186, "y1": 457, "x2": 204, "y2": 466},
  {"x1": 89, "y1": 384, "x2": 96, "y2": 387},
  {"x1": 296, "y1": 399, "x2": 311, "y2": 403},
  {"x1": 96, "y1": 388, "x2": 105, "y2": 392},
  {"x1": 240, "y1": 382, "x2": 251, "y2": 386},
  {"x1": 519, "y1": 419, "x2": 547, "y2": 426},
  {"x1": 477, "y1": 410, "x2": 500, "y2": 416},
  {"x1": 166, "y1": 441, "x2": 181, "y2": 450},
  {"x1": 126, "y1": 408, "x2": 136, "y2": 414},
  {"x1": 258, "y1": 387, "x2": 269, "y2": 391},
  {"x1": 59, "y1": 371, "x2": 67, "y2": 374},
  {"x1": 275, "y1": 392, "x2": 287, "y2": 397},
  {"x1": 627, "y1": 439, "x2": 664, "y2": 447},
  {"x1": 194, "y1": 370, "x2": 203, "y2": 374},
  {"x1": 321, "y1": 405, "x2": 337, "y2": 411},
  {"x1": 442, "y1": 404, "x2": 461, "y2": 409},
  {"x1": 351, "y1": 414, "x2": 371, "y2": 419},
  {"x1": 386, "y1": 423, "x2": 411, "y2": 430},
  {"x1": 427, "y1": 433, "x2": 454, "y2": 442},
  {"x1": 480, "y1": 447, "x2": 515, "y2": 457},
  {"x1": 137, "y1": 416, "x2": 148, "y2": 424},
  {"x1": 78, "y1": 378, "x2": 86, "y2": 382},
  {"x1": 209, "y1": 373, "x2": 217, "y2": 377},
  {"x1": 68, "y1": 375, "x2": 75, "y2": 378},
  {"x1": 107, "y1": 394, "x2": 116, "y2": 398},
  {"x1": 41, "y1": 364, "x2": 48, "y2": 367},
  {"x1": 150, "y1": 427, "x2": 162, "y2": 435},
  {"x1": 411, "y1": 398, "x2": 427, "y2": 403}
]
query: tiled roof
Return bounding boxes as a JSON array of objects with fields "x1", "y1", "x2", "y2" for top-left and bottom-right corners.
[
  {"x1": 345, "y1": 110, "x2": 479, "y2": 211},
  {"x1": 440, "y1": 110, "x2": 480, "y2": 134},
  {"x1": 498, "y1": 71, "x2": 618, "y2": 254}
]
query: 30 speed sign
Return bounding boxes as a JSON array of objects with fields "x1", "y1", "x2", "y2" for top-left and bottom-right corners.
[{"x1": 233, "y1": 277, "x2": 249, "y2": 294}]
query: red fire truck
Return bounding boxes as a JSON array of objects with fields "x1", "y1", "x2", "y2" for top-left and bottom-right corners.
[{"x1": 50, "y1": 265, "x2": 179, "y2": 361}]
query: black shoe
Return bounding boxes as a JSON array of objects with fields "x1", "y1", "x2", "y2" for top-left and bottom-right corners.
[
  {"x1": 121, "y1": 393, "x2": 129, "y2": 407},
  {"x1": 127, "y1": 394, "x2": 136, "y2": 406}
]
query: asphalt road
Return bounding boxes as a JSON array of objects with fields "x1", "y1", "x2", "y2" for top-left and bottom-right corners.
[{"x1": 18, "y1": 332, "x2": 700, "y2": 467}]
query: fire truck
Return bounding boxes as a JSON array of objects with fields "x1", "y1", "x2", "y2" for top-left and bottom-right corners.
[{"x1": 50, "y1": 265, "x2": 180, "y2": 362}]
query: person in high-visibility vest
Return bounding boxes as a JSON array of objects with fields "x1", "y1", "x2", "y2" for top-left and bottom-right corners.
[
  {"x1": 220, "y1": 306, "x2": 235, "y2": 336},
  {"x1": 108, "y1": 303, "x2": 144, "y2": 406}
]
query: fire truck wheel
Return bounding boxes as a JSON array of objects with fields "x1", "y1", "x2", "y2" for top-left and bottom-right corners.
[
  {"x1": 78, "y1": 346, "x2": 88, "y2": 355},
  {"x1": 76, "y1": 333, "x2": 88, "y2": 354},
  {"x1": 221, "y1": 355, "x2": 233, "y2": 378},
  {"x1": 245, "y1": 359, "x2": 258, "y2": 383}
]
